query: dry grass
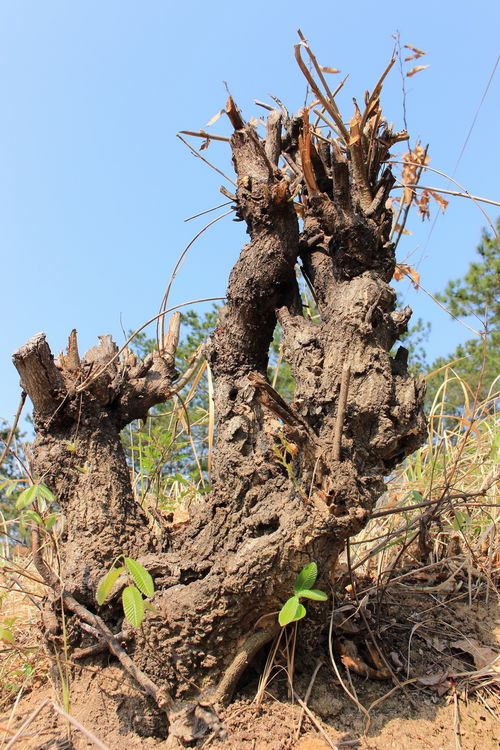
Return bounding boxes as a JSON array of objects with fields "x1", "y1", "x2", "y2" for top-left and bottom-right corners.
[
  {"x1": 349, "y1": 366, "x2": 498, "y2": 593},
  {"x1": 0, "y1": 552, "x2": 49, "y2": 714}
]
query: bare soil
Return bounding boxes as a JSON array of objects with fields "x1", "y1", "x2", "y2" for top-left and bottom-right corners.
[{"x1": 1, "y1": 584, "x2": 498, "y2": 750}]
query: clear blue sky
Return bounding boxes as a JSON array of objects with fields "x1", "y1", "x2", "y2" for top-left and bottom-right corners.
[{"x1": 1, "y1": 1, "x2": 498, "y2": 423}]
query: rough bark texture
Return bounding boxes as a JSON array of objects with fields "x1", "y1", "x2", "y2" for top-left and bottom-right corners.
[
  {"x1": 13, "y1": 328, "x2": 179, "y2": 603},
  {"x1": 14, "y1": 91, "x2": 426, "y2": 740}
]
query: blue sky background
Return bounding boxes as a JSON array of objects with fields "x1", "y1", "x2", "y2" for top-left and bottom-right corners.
[{"x1": 1, "y1": 1, "x2": 498, "y2": 423}]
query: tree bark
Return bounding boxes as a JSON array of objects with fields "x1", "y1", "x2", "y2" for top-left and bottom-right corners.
[{"x1": 14, "y1": 91, "x2": 426, "y2": 740}]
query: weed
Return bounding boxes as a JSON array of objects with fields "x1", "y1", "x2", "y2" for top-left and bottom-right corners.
[
  {"x1": 96, "y1": 555, "x2": 156, "y2": 628},
  {"x1": 278, "y1": 562, "x2": 328, "y2": 626}
]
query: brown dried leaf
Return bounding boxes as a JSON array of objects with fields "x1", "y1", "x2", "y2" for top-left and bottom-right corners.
[
  {"x1": 417, "y1": 669, "x2": 454, "y2": 696},
  {"x1": 428, "y1": 189, "x2": 449, "y2": 213},
  {"x1": 401, "y1": 144, "x2": 430, "y2": 205},
  {"x1": 404, "y1": 44, "x2": 426, "y2": 57},
  {"x1": 199, "y1": 137, "x2": 210, "y2": 151},
  {"x1": 393, "y1": 264, "x2": 420, "y2": 289},
  {"x1": 390, "y1": 651, "x2": 404, "y2": 668},
  {"x1": 451, "y1": 639, "x2": 499, "y2": 670},
  {"x1": 393, "y1": 224, "x2": 412, "y2": 236},
  {"x1": 419, "y1": 632, "x2": 447, "y2": 653},
  {"x1": 340, "y1": 654, "x2": 391, "y2": 680},
  {"x1": 407, "y1": 266, "x2": 420, "y2": 289},
  {"x1": 404, "y1": 45, "x2": 426, "y2": 62},
  {"x1": 337, "y1": 638, "x2": 390, "y2": 680},
  {"x1": 319, "y1": 65, "x2": 341, "y2": 74},
  {"x1": 407, "y1": 65, "x2": 429, "y2": 77},
  {"x1": 418, "y1": 190, "x2": 430, "y2": 220},
  {"x1": 206, "y1": 109, "x2": 225, "y2": 127}
]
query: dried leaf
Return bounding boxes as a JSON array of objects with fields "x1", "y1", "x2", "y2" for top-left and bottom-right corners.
[
  {"x1": 418, "y1": 190, "x2": 430, "y2": 220},
  {"x1": 337, "y1": 638, "x2": 390, "y2": 680},
  {"x1": 340, "y1": 654, "x2": 391, "y2": 680},
  {"x1": 404, "y1": 44, "x2": 426, "y2": 57},
  {"x1": 390, "y1": 651, "x2": 404, "y2": 668},
  {"x1": 206, "y1": 109, "x2": 225, "y2": 127},
  {"x1": 401, "y1": 144, "x2": 430, "y2": 206},
  {"x1": 417, "y1": 669, "x2": 454, "y2": 696},
  {"x1": 407, "y1": 266, "x2": 420, "y2": 289},
  {"x1": 407, "y1": 65, "x2": 429, "y2": 77},
  {"x1": 404, "y1": 45, "x2": 426, "y2": 62},
  {"x1": 428, "y1": 189, "x2": 449, "y2": 213},
  {"x1": 200, "y1": 137, "x2": 210, "y2": 151},
  {"x1": 419, "y1": 632, "x2": 447, "y2": 653},
  {"x1": 451, "y1": 639, "x2": 499, "y2": 670},
  {"x1": 319, "y1": 65, "x2": 341, "y2": 74},
  {"x1": 393, "y1": 223, "x2": 412, "y2": 236},
  {"x1": 393, "y1": 263, "x2": 420, "y2": 289}
]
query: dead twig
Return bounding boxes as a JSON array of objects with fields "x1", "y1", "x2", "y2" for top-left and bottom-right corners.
[
  {"x1": 295, "y1": 659, "x2": 323, "y2": 739},
  {"x1": 0, "y1": 392, "x2": 27, "y2": 468},
  {"x1": 177, "y1": 134, "x2": 237, "y2": 186},
  {"x1": 333, "y1": 366, "x2": 351, "y2": 461},
  {"x1": 4, "y1": 698, "x2": 111, "y2": 750}
]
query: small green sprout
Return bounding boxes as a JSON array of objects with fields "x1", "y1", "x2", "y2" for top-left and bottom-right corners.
[
  {"x1": 278, "y1": 562, "x2": 328, "y2": 627},
  {"x1": 96, "y1": 555, "x2": 156, "y2": 628},
  {"x1": 15, "y1": 482, "x2": 59, "y2": 531}
]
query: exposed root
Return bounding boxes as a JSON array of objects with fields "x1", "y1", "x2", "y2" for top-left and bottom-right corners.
[{"x1": 213, "y1": 624, "x2": 280, "y2": 706}]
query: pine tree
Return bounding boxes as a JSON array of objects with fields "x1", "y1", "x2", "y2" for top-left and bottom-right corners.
[{"x1": 426, "y1": 219, "x2": 499, "y2": 411}]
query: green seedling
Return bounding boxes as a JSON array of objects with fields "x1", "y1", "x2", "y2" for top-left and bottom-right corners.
[
  {"x1": 15, "y1": 482, "x2": 59, "y2": 531},
  {"x1": 16, "y1": 482, "x2": 56, "y2": 510},
  {"x1": 96, "y1": 555, "x2": 156, "y2": 628},
  {"x1": 278, "y1": 562, "x2": 328, "y2": 627}
]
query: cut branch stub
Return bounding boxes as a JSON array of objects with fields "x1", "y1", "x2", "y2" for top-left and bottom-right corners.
[
  {"x1": 12, "y1": 324, "x2": 180, "y2": 601},
  {"x1": 13, "y1": 333, "x2": 66, "y2": 416}
]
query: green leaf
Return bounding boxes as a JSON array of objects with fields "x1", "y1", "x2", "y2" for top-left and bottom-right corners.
[
  {"x1": 96, "y1": 566, "x2": 125, "y2": 605},
  {"x1": 279, "y1": 596, "x2": 307, "y2": 626},
  {"x1": 36, "y1": 484, "x2": 56, "y2": 503},
  {"x1": 15, "y1": 483, "x2": 55, "y2": 510},
  {"x1": 452, "y1": 511, "x2": 471, "y2": 532},
  {"x1": 0, "y1": 626, "x2": 14, "y2": 644},
  {"x1": 294, "y1": 562, "x2": 317, "y2": 594},
  {"x1": 23, "y1": 510, "x2": 43, "y2": 525},
  {"x1": 295, "y1": 588, "x2": 328, "y2": 602},
  {"x1": 122, "y1": 586, "x2": 145, "y2": 628},
  {"x1": 16, "y1": 485, "x2": 39, "y2": 509},
  {"x1": 44, "y1": 514, "x2": 58, "y2": 531},
  {"x1": 6, "y1": 482, "x2": 20, "y2": 497},
  {"x1": 124, "y1": 558, "x2": 154, "y2": 598}
]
